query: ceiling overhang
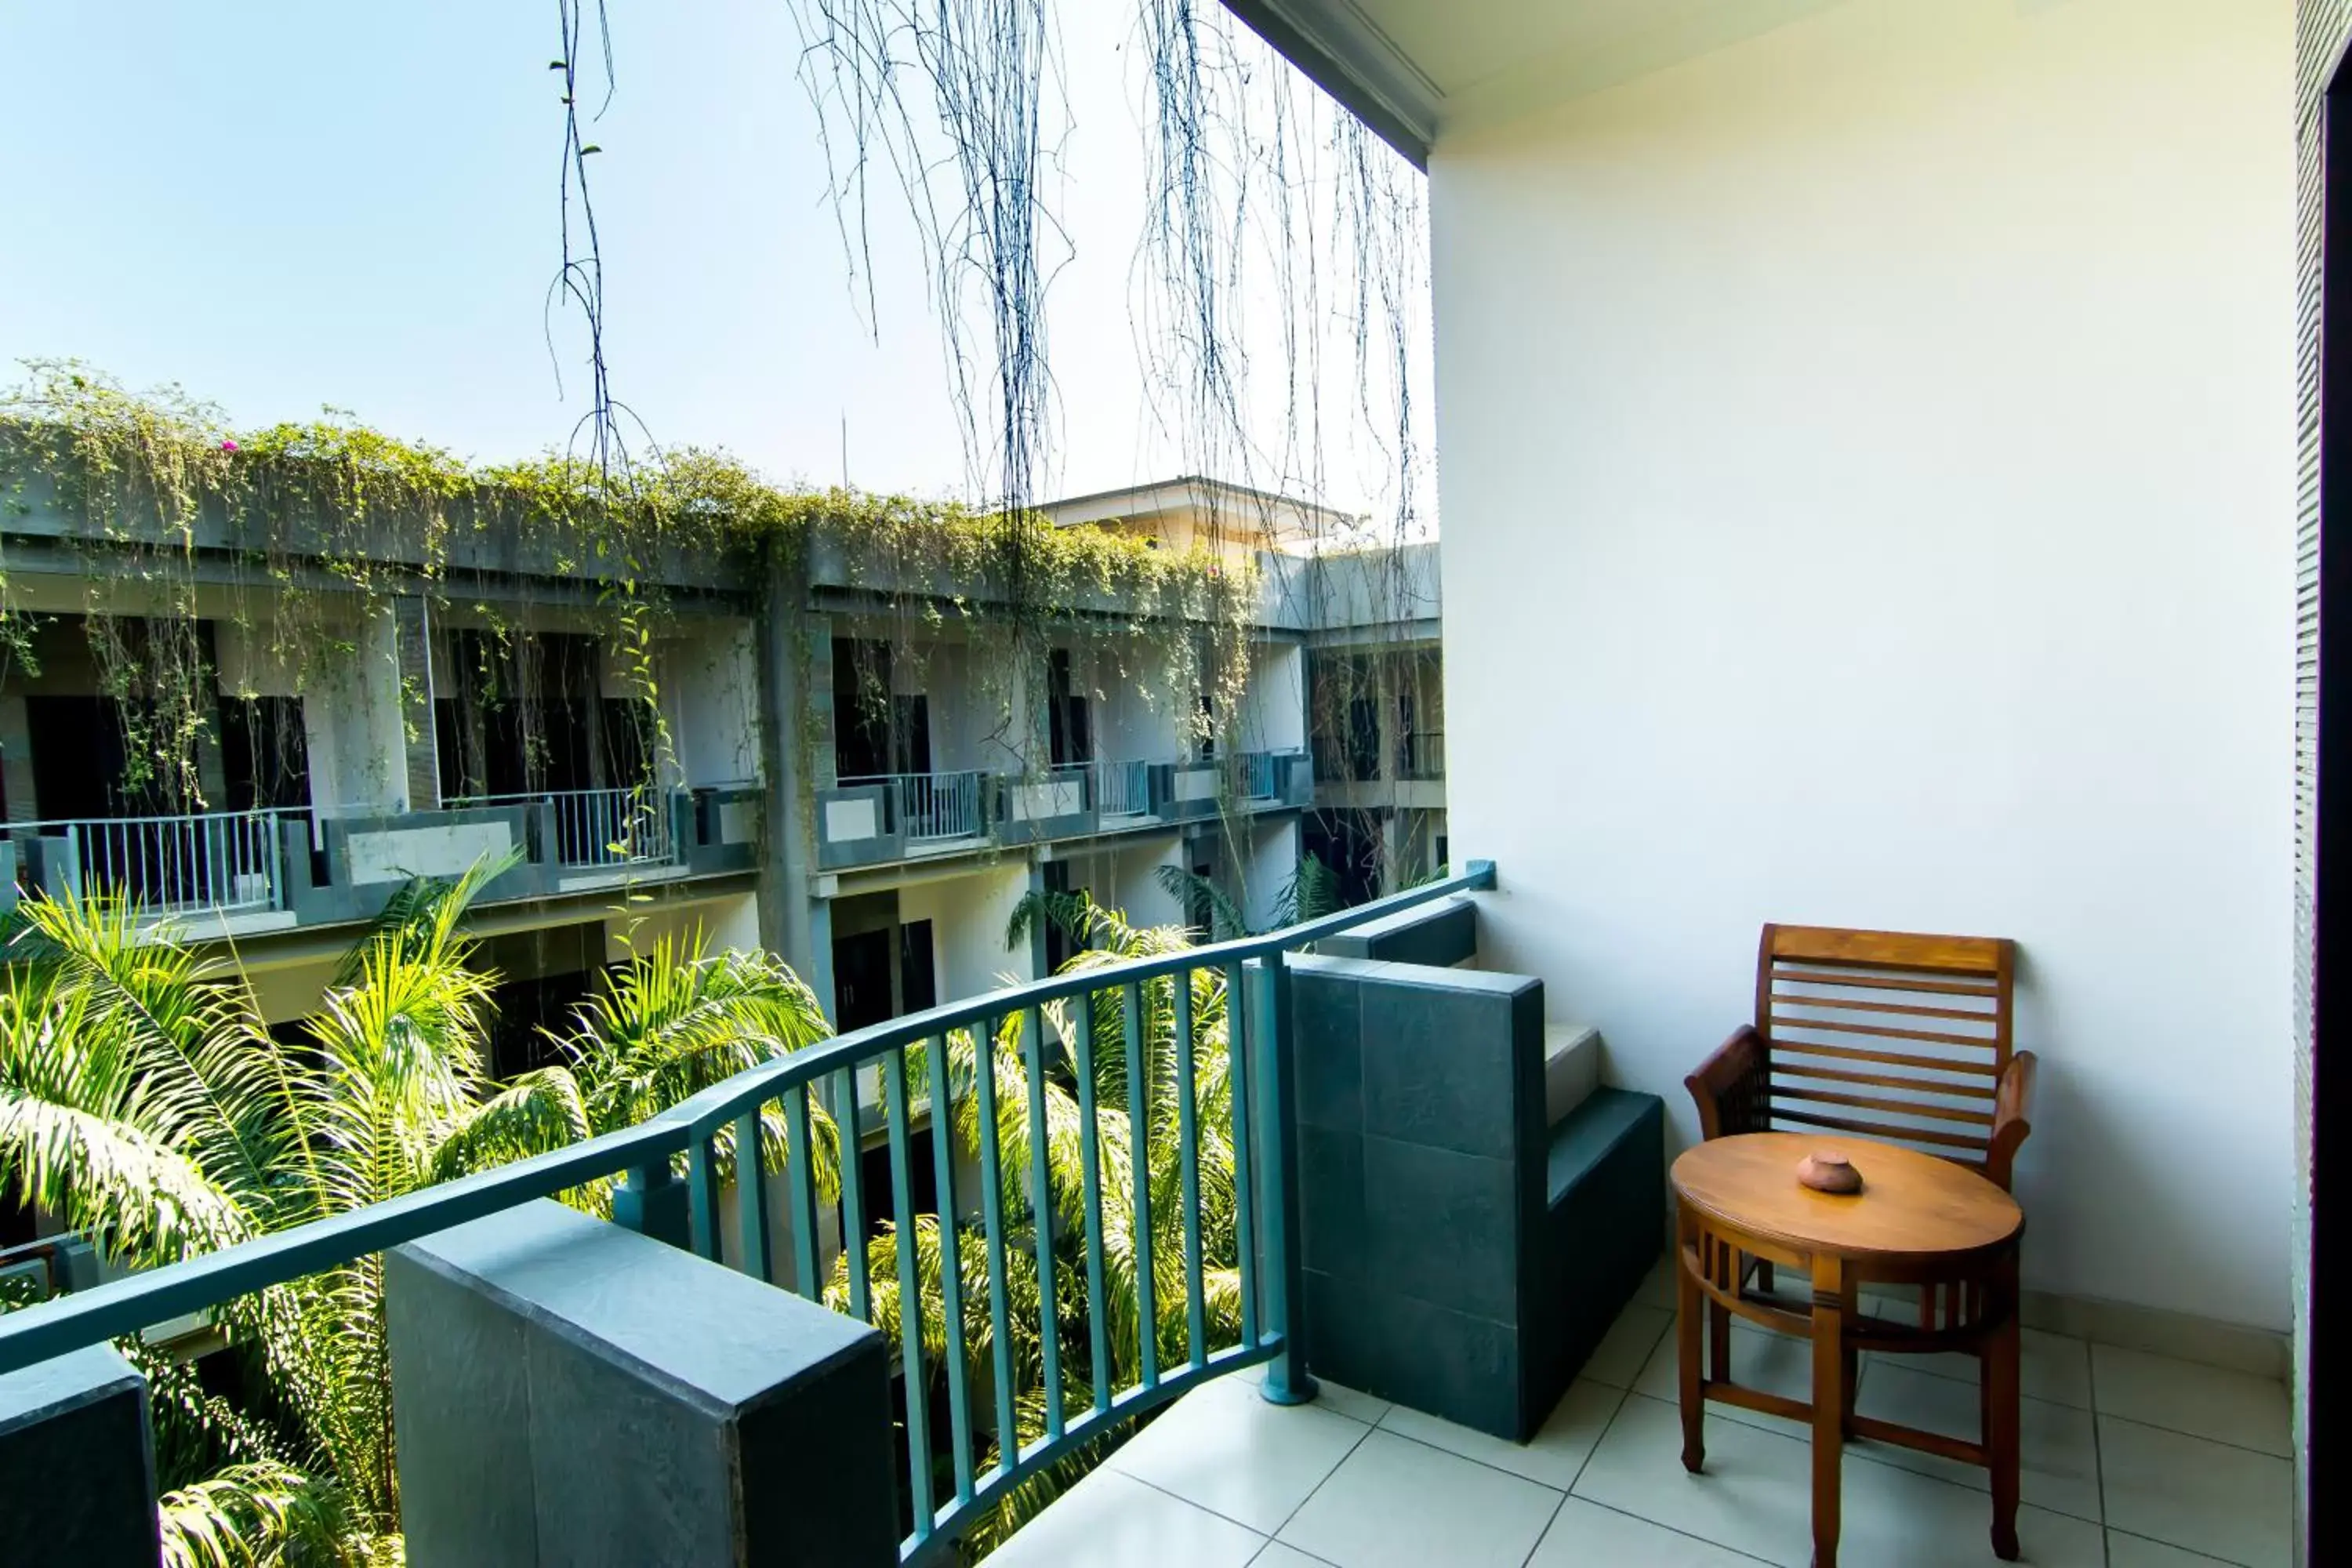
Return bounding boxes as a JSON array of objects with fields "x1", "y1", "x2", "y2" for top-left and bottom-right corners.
[{"x1": 1219, "y1": 0, "x2": 1439, "y2": 167}]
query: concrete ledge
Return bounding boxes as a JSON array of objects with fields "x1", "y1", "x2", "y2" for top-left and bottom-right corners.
[
  {"x1": 388, "y1": 1200, "x2": 898, "y2": 1567},
  {"x1": 1316, "y1": 895, "x2": 1476, "y2": 967},
  {"x1": 0, "y1": 1344, "x2": 158, "y2": 1566}
]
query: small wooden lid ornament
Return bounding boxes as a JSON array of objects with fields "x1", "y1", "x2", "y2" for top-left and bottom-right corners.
[{"x1": 1796, "y1": 1151, "x2": 1863, "y2": 1195}]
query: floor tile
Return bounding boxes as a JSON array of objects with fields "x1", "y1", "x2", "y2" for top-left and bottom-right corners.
[
  {"x1": 1852, "y1": 1360, "x2": 2100, "y2": 1523},
  {"x1": 1584, "y1": 1301, "x2": 1674, "y2": 1388},
  {"x1": 1108, "y1": 1374, "x2": 1370, "y2": 1534},
  {"x1": 987, "y1": 1465, "x2": 1267, "y2": 1567},
  {"x1": 1634, "y1": 1320, "x2": 1814, "y2": 1438},
  {"x1": 2098, "y1": 1415, "x2": 2292, "y2": 1567},
  {"x1": 1377, "y1": 1377, "x2": 1624, "y2": 1491},
  {"x1": 2092, "y1": 1345, "x2": 2291, "y2": 1457},
  {"x1": 1276, "y1": 1428, "x2": 1564, "y2": 1568},
  {"x1": 1250, "y1": 1547, "x2": 1340, "y2": 1568},
  {"x1": 1573, "y1": 1394, "x2": 2106, "y2": 1567},
  {"x1": 1526, "y1": 1497, "x2": 1766, "y2": 1566},
  {"x1": 2104, "y1": 1531, "x2": 2245, "y2": 1567},
  {"x1": 1308, "y1": 1379, "x2": 1392, "y2": 1426},
  {"x1": 1635, "y1": 1250, "x2": 1678, "y2": 1309},
  {"x1": 1870, "y1": 1328, "x2": 2092, "y2": 1410},
  {"x1": 1232, "y1": 1362, "x2": 1392, "y2": 1426}
]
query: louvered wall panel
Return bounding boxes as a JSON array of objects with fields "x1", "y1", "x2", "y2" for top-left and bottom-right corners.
[{"x1": 2292, "y1": 6, "x2": 2348, "y2": 1560}]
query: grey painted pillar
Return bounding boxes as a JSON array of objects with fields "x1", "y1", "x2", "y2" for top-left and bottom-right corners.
[
  {"x1": 391, "y1": 595, "x2": 440, "y2": 808},
  {"x1": 0, "y1": 1345, "x2": 159, "y2": 1566},
  {"x1": 754, "y1": 543, "x2": 824, "y2": 985},
  {"x1": 388, "y1": 1199, "x2": 898, "y2": 1568},
  {"x1": 1, "y1": 694, "x2": 37, "y2": 821}
]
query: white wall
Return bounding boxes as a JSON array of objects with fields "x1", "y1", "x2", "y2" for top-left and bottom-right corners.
[
  {"x1": 1431, "y1": 0, "x2": 2294, "y2": 1329},
  {"x1": 1237, "y1": 640, "x2": 1307, "y2": 754},
  {"x1": 895, "y1": 863, "x2": 1034, "y2": 1004},
  {"x1": 1074, "y1": 636, "x2": 1183, "y2": 764},
  {"x1": 1246, "y1": 818, "x2": 1301, "y2": 934},
  {"x1": 302, "y1": 611, "x2": 408, "y2": 811},
  {"x1": 604, "y1": 892, "x2": 762, "y2": 964},
  {"x1": 662, "y1": 622, "x2": 761, "y2": 788},
  {"x1": 1062, "y1": 833, "x2": 1188, "y2": 929}
]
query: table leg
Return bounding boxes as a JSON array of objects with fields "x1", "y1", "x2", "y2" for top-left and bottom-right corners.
[
  {"x1": 1987, "y1": 1253, "x2": 2022, "y2": 1561},
  {"x1": 1811, "y1": 1256, "x2": 1847, "y2": 1568},
  {"x1": 1678, "y1": 1213, "x2": 1704, "y2": 1473}
]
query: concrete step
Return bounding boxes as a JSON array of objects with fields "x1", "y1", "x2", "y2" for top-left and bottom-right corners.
[{"x1": 1544, "y1": 1022, "x2": 1602, "y2": 1130}]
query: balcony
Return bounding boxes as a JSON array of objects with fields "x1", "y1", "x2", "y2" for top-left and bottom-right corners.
[
  {"x1": 1, "y1": 782, "x2": 763, "y2": 934},
  {"x1": 995, "y1": 1265, "x2": 2286, "y2": 1568},
  {"x1": 0, "y1": 865, "x2": 1501, "y2": 1566},
  {"x1": 815, "y1": 751, "x2": 1312, "y2": 870}
]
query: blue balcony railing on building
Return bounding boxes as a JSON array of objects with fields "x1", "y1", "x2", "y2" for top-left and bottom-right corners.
[
  {"x1": 844, "y1": 770, "x2": 985, "y2": 843},
  {"x1": 5, "y1": 808, "x2": 297, "y2": 916},
  {"x1": 1240, "y1": 750, "x2": 1280, "y2": 801},
  {"x1": 0, "y1": 862, "x2": 1497, "y2": 1565},
  {"x1": 445, "y1": 786, "x2": 680, "y2": 869},
  {"x1": 1094, "y1": 758, "x2": 1152, "y2": 818}
]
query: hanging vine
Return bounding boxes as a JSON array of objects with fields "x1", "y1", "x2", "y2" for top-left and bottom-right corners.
[
  {"x1": 0, "y1": 361, "x2": 1254, "y2": 818},
  {"x1": 786, "y1": 0, "x2": 1439, "y2": 898}
]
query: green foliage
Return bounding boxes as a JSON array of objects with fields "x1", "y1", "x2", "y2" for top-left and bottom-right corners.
[
  {"x1": 0, "y1": 869, "x2": 833, "y2": 1565},
  {"x1": 848, "y1": 896, "x2": 1243, "y2": 1557},
  {"x1": 1150, "y1": 851, "x2": 1346, "y2": 942},
  {"x1": 0, "y1": 359, "x2": 1258, "y2": 812}
]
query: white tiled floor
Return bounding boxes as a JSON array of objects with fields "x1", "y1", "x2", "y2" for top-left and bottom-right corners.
[{"x1": 992, "y1": 1276, "x2": 2294, "y2": 1568}]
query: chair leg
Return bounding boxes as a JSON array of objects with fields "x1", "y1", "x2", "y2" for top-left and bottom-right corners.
[
  {"x1": 1987, "y1": 1261, "x2": 2022, "y2": 1561},
  {"x1": 1678, "y1": 1217, "x2": 1705, "y2": 1473}
]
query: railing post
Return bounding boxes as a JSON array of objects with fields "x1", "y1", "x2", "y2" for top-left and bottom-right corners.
[
  {"x1": 1258, "y1": 946, "x2": 1320, "y2": 1406},
  {"x1": 612, "y1": 1160, "x2": 691, "y2": 1250}
]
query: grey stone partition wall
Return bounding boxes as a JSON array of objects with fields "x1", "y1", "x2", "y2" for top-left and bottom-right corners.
[
  {"x1": 1287, "y1": 950, "x2": 1664, "y2": 1442},
  {"x1": 0, "y1": 1343, "x2": 159, "y2": 1566},
  {"x1": 387, "y1": 1200, "x2": 899, "y2": 1568}
]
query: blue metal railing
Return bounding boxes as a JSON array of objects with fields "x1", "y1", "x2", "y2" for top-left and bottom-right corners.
[
  {"x1": 1094, "y1": 758, "x2": 1151, "y2": 817},
  {"x1": 5, "y1": 808, "x2": 299, "y2": 916},
  {"x1": 841, "y1": 770, "x2": 986, "y2": 843},
  {"x1": 0, "y1": 862, "x2": 1497, "y2": 1562},
  {"x1": 1240, "y1": 750, "x2": 1280, "y2": 801},
  {"x1": 443, "y1": 786, "x2": 681, "y2": 869}
]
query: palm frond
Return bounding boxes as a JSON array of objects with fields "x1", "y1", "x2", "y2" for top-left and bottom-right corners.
[
  {"x1": 158, "y1": 1460, "x2": 352, "y2": 1568},
  {"x1": 427, "y1": 1069, "x2": 593, "y2": 1184},
  {"x1": 1152, "y1": 862, "x2": 1252, "y2": 941}
]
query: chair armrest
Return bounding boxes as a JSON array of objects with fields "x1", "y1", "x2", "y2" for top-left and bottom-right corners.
[
  {"x1": 1686, "y1": 1025, "x2": 1769, "y2": 1142},
  {"x1": 1983, "y1": 1050, "x2": 2038, "y2": 1192}
]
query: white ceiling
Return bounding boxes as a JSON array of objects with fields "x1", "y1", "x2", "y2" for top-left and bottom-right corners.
[{"x1": 1232, "y1": 0, "x2": 1852, "y2": 156}]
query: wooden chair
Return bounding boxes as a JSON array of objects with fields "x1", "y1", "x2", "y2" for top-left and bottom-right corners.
[
  {"x1": 1686, "y1": 924, "x2": 2037, "y2": 1190},
  {"x1": 1681, "y1": 926, "x2": 2041, "y2": 1560}
]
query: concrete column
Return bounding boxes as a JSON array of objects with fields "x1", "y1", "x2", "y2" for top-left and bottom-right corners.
[
  {"x1": 1, "y1": 695, "x2": 37, "y2": 821},
  {"x1": 387, "y1": 1200, "x2": 898, "y2": 1568},
  {"x1": 0, "y1": 1345, "x2": 159, "y2": 1566},
  {"x1": 754, "y1": 542, "x2": 824, "y2": 984},
  {"x1": 391, "y1": 596, "x2": 439, "y2": 810}
]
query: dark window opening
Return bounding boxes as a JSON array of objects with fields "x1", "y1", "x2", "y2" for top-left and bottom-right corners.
[
  {"x1": 433, "y1": 630, "x2": 604, "y2": 803},
  {"x1": 218, "y1": 695, "x2": 312, "y2": 812},
  {"x1": 898, "y1": 920, "x2": 938, "y2": 1013},
  {"x1": 1047, "y1": 649, "x2": 1092, "y2": 768}
]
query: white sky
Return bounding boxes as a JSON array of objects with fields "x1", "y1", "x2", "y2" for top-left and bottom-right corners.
[{"x1": 0, "y1": 1, "x2": 1431, "y2": 529}]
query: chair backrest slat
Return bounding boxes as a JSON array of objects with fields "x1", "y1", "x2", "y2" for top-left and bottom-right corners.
[{"x1": 1757, "y1": 924, "x2": 2016, "y2": 1168}]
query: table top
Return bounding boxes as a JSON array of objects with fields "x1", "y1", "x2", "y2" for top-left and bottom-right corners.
[{"x1": 1671, "y1": 1133, "x2": 2022, "y2": 1263}]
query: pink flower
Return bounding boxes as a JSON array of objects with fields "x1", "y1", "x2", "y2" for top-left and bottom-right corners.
[{"x1": 220, "y1": 439, "x2": 239, "y2": 453}]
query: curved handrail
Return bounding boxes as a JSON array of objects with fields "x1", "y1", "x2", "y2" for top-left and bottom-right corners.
[{"x1": 0, "y1": 859, "x2": 1494, "y2": 1382}]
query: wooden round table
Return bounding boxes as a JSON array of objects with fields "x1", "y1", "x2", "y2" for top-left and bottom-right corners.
[{"x1": 1671, "y1": 1133, "x2": 2025, "y2": 1568}]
